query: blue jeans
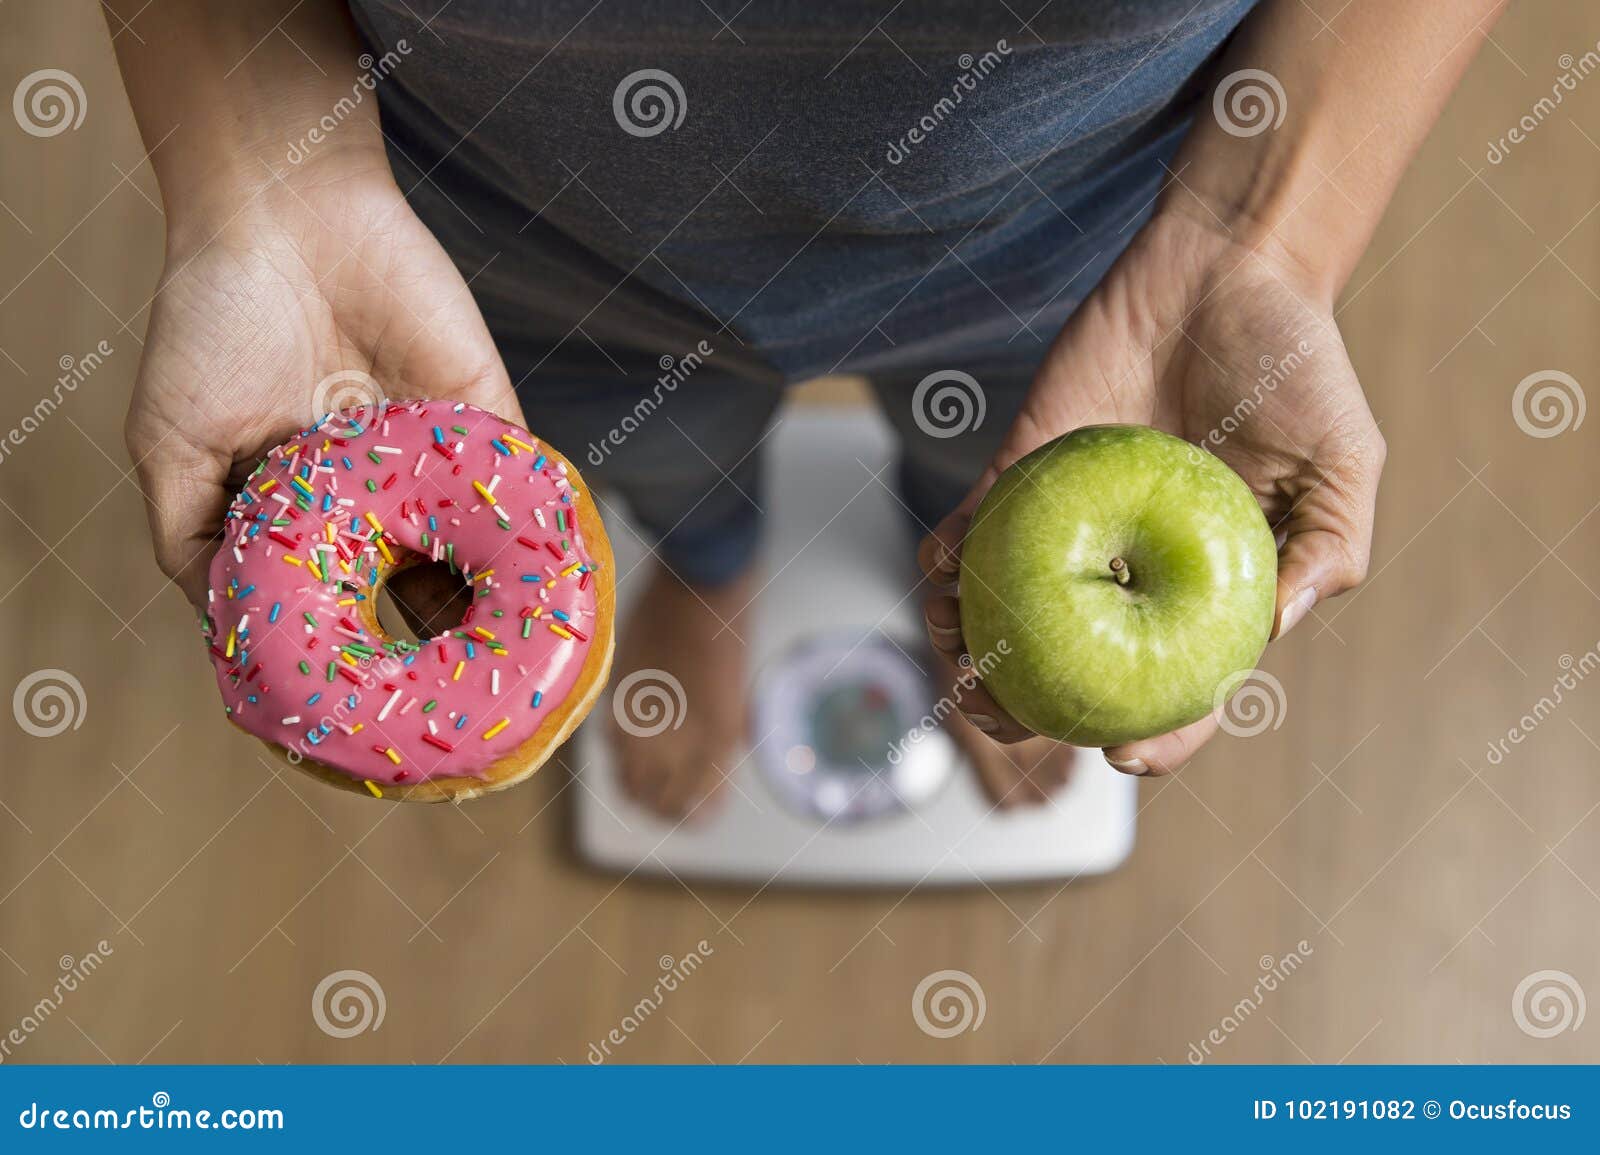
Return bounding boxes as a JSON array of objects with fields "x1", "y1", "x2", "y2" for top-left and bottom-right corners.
[{"x1": 509, "y1": 356, "x2": 1036, "y2": 586}]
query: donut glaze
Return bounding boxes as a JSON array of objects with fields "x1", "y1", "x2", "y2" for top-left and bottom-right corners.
[{"x1": 204, "y1": 400, "x2": 610, "y2": 797}]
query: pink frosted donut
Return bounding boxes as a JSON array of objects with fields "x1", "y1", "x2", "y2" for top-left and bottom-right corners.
[{"x1": 203, "y1": 399, "x2": 615, "y2": 802}]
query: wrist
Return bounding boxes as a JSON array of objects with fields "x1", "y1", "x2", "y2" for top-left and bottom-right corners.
[
  {"x1": 1152, "y1": 0, "x2": 1495, "y2": 305},
  {"x1": 1156, "y1": 124, "x2": 1350, "y2": 310},
  {"x1": 109, "y1": 0, "x2": 392, "y2": 256},
  {"x1": 1146, "y1": 185, "x2": 1340, "y2": 317},
  {"x1": 161, "y1": 136, "x2": 395, "y2": 260}
]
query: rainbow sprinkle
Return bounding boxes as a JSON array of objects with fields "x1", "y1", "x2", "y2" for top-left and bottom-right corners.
[{"x1": 201, "y1": 400, "x2": 602, "y2": 793}]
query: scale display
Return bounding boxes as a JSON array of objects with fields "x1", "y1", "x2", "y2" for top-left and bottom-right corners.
[{"x1": 752, "y1": 632, "x2": 955, "y2": 823}]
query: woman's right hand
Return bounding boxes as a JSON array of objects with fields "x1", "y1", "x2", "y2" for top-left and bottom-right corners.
[
  {"x1": 105, "y1": 1, "x2": 521, "y2": 612},
  {"x1": 125, "y1": 145, "x2": 522, "y2": 611}
]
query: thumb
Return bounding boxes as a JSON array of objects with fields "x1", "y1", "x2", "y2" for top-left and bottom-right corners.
[
  {"x1": 431, "y1": 353, "x2": 527, "y2": 431},
  {"x1": 387, "y1": 274, "x2": 526, "y2": 430},
  {"x1": 1270, "y1": 437, "x2": 1385, "y2": 639},
  {"x1": 127, "y1": 417, "x2": 232, "y2": 614}
]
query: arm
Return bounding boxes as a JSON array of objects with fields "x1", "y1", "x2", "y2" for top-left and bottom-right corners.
[
  {"x1": 106, "y1": 0, "x2": 386, "y2": 248},
  {"x1": 923, "y1": 0, "x2": 1508, "y2": 784},
  {"x1": 105, "y1": 1, "x2": 519, "y2": 609},
  {"x1": 1169, "y1": 0, "x2": 1511, "y2": 298}
]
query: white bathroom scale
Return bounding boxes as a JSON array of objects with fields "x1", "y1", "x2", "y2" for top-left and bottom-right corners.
[{"x1": 571, "y1": 406, "x2": 1137, "y2": 886}]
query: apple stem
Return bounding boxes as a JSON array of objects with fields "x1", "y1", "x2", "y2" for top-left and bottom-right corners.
[{"x1": 1109, "y1": 557, "x2": 1131, "y2": 586}]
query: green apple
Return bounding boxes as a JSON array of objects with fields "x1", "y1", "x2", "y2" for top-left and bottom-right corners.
[{"x1": 958, "y1": 425, "x2": 1277, "y2": 746}]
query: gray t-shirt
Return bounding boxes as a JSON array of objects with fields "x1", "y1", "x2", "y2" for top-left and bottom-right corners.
[{"x1": 347, "y1": 0, "x2": 1257, "y2": 386}]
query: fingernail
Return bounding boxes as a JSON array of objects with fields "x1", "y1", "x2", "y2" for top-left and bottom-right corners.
[
  {"x1": 934, "y1": 541, "x2": 959, "y2": 576},
  {"x1": 1105, "y1": 756, "x2": 1147, "y2": 776},
  {"x1": 926, "y1": 622, "x2": 964, "y2": 652},
  {"x1": 966, "y1": 713, "x2": 1000, "y2": 734},
  {"x1": 1277, "y1": 587, "x2": 1317, "y2": 638}
]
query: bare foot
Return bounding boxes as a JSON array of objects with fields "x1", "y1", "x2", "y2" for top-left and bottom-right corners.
[
  {"x1": 945, "y1": 710, "x2": 1076, "y2": 808},
  {"x1": 611, "y1": 563, "x2": 752, "y2": 820}
]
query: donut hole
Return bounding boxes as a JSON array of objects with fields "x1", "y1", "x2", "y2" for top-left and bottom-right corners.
[{"x1": 374, "y1": 559, "x2": 474, "y2": 645}]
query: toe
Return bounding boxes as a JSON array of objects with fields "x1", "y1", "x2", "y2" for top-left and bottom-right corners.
[
  {"x1": 973, "y1": 740, "x2": 1038, "y2": 808},
  {"x1": 614, "y1": 725, "x2": 676, "y2": 814},
  {"x1": 656, "y1": 757, "x2": 721, "y2": 820},
  {"x1": 621, "y1": 757, "x2": 667, "y2": 809},
  {"x1": 1017, "y1": 739, "x2": 1075, "y2": 796},
  {"x1": 681, "y1": 763, "x2": 730, "y2": 822}
]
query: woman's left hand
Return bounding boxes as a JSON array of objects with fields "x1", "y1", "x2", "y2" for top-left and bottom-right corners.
[{"x1": 919, "y1": 205, "x2": 1386, "y2": 776}]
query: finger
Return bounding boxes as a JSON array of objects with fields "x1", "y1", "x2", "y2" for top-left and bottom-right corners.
[
  {"x1": 1103, "y1": 712, "x2": 1220, "y2": 777},
  {"x1": 916, "y1": 459, "x2": 1000, "y2": 581},
  {"x1": 917, "y1": 510, "x2": 968, "y2": 586},
  {"x1": 922, "y1": 590, "x2": 965, "y2": 657},
  {"x1": 384, "y1": 251, "x2": 527, "y2": 428},
  {"x1": 924, "y1": 592, "x2": 1033, "y2": 743},
  {"x1": 127, "y1": 419, "x2": 232, "y2": 613},
  {"x1": 457, "y1": 361, "x2": 526, "y2": 429},
  {"x1": 1273, "y1": 528, "x2": 1368, "y2": 640},
  {"x1": 425, "y1": 348, "x2": 525, "y2": 430}
]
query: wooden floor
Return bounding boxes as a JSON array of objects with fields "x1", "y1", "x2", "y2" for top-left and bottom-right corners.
[{"x1": 3, "y1": 2, "x2": 1599, "y2": 1064}]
